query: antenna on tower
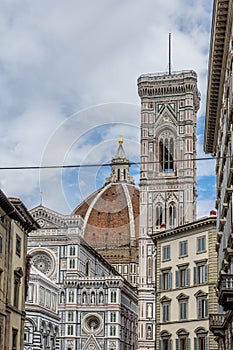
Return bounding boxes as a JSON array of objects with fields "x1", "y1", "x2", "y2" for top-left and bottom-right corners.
[{"x1": 169, "y1": 32, "x2": 172, "y2": 75}]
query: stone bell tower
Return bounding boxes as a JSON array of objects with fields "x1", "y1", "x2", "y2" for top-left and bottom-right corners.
[{"x1": 137, "y1": 70, "x2": 200, "y2": 349}]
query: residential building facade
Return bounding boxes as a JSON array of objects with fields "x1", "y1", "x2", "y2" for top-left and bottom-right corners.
[
  {"x1": 137, "y1": 70, "x2": 200, "y2": 348},
  {"x1": 150, "y1": 215, "x2": 218, "y2": 350},
  {"x1": 204, "y1": 0, "x2": 233, "y2": 349},
  {"x1": 0, "y1": 190, "x2": 38, "y2": 350},
  {"x1": 28, "y1": 205, "x2": 138, "y2": 350}
]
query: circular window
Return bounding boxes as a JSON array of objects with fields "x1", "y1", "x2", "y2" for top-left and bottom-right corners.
[
  {"x1": 31, "y1": 253, "x2": 53, "y2": 275},
  {"x1": 83, "y1": 314, "x2": 103, "y2": 334}
]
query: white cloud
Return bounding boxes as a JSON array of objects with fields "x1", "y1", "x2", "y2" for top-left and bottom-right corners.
[
  {"x1": 0, "y1": 0, "x2": 214, "y2": 212},
  {"x1": 196, "y1": 133, "x2": 216, "y2": 177},
  {"x1": 197, "y1": 199, "x2": 216, "y2": 219}
]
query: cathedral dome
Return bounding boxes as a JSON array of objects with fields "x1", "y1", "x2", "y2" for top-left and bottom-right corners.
[{"x1": 72, "y1": 139, "x2": 139, "y2": 268}]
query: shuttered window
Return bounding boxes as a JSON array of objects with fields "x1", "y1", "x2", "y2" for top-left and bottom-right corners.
[
  {"x1": 176, "y1": 267, "x2": 190, "y2": 288},
  {"x1": 197, "y1": 298, "x2": 208, "y2": 319},
  {"x1": 194, "y1": 264, "x2": 208, "y2": 285}
]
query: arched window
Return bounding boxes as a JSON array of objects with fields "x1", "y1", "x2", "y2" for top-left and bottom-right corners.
[
  {"x1": 69, "y1": 246, "x2": 75, "y2": 256},
  {"x1": 147, "y1": 257, "x2": 152, "y2": 280},
  {"x1": 155, "y1": 203, "x2": 163, "y2": 227},
  {"x1": 160, "y1": 331, "x2": 172, "y2": 350},
  {"x1": 67, "y1": 325, "x2": 73, "y2": 335},
  {"x1": 169, "y1": 202, "x2": 176, "y2": 227},
  {"x1": 60, "y1": 291, "x2": 65, "y2": 304},
  {"x1": 194, "y1": 327, "x2": 208, "y2": 350},
  {"x1": 69, "y1": 259, "x2": 75, "y2": 269},
  {"x1": 159, "y1": 135, "x2": 174, "y2": 172},
  {"x1": 176, "y1": 329, "x2": 190, "y2": 350},
  {"x1": 110, "y1": 326, "x2": 116, "y2": 336},
  {"x1": 85, "y1": 261, "x2": 90, "y2": 276},
  {"x1": 99, "y1": 291, "x2": 104, "y2": 304},
  {"x1": 82, "y1": 291, "x2": 87, "y2": 303},
  {"x1": 68, "y1": 291, "x2": 74, "y2": 303},
  {"x1": 111, "y1": 291, "x2": 117, "y2": 303}
]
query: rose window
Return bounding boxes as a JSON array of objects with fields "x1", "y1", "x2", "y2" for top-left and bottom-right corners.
[{"x1": 31, "y1": 253, "x2": 53, "y2": 275}]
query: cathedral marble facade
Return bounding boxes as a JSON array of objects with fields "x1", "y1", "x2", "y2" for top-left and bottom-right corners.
[
  {"x1": 27, "y1": 205, "x2": 138, "y2": 350},
  {"x1": 24, "y1": 265, "x2": 60, "y2": 350}
]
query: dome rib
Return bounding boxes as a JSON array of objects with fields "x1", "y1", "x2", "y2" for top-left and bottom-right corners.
[
  {"x1": 82, "y1": 183, "x2": 113, "y2": 234},
  {"x1": 122, "y1": 183, "x2": 136, "y2": 244}
]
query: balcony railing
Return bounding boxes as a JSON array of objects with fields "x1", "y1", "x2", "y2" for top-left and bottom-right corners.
[
  {"x1": 209, "y1": 313, "x2": 225, "y2": 337},
  {"x1": 218, "y1": 274, "x2": 233, "y2": 310}
]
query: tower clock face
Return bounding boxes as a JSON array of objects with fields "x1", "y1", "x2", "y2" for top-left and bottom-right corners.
[{"x1": 31, "y1": 253, "x2": 53, "y2": 275}]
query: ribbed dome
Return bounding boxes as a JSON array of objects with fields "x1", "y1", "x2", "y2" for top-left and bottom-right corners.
[
  {"x1": 73, "y1": 182, "x2": 139, "y2": 249},
  {"x1": 72, "y1": 139, "x2": 139, "y2": 266}
]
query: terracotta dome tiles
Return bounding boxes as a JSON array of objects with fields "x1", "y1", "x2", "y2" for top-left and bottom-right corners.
[{"x1": 72, "y1": 183, "x2": 139, "y2": 250}]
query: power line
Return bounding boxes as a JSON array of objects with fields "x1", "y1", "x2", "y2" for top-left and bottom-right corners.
[{"x1": 0, "y1": 155, "x2": 218, "y2": 171}]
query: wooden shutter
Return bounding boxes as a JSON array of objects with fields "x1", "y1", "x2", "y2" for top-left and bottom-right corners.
[
  {"x1": 194, "y1": 337, "x2": 198, "y2": 350},
  {"x1": 176, "y1": 270, "x2": 179, "y2": 288},
  {"x1": 194, "y1": 266, "x2": 197, "y2": 285},
  {"x1": 198, "y1": 299, "x2": 201, "y2": 319},
  {"x1": 186, "y1": 268, "x2": 190, "y2": 286},
  {"x1": 205, "y1": 336, "x2": 209, "y2": 350},
  {"x1": 160, "y1": 274, "x2": 163, "y2": 290},
  {"x1": 168, "y1": 272, "x2": 171, "y2": 290},
  {"x1": 204, "y1": 299, "x2": 208, "y2": 318},
  {"x1": 204, "y1": 265, "x2": 208, "y2": 283}
]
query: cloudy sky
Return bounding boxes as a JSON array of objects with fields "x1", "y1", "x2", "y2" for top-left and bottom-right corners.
[{"x1": 0, "y1": 0, "x2": 215, "y2": 217}]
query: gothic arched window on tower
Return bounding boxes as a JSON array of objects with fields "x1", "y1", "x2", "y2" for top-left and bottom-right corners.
[
  {"x1": 168, "y1": 202, "x2": 176, "y2": 228},
  {"x1": 155, "y1": 203, "x2": 163, "y2": 227},
  {"x1": 117, "y1": 168, "x2": 120, "y2": 181},
  {"x1": 159, "y1": 136, "x2": 174, "y2": 172}
]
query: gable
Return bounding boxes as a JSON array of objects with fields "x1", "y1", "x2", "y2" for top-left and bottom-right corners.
[
  {"x1": 82, "y1": 334, "x2": 102, "y2": 350},
  {"x1": 30, "y1": 205, "x2": 83, "y2": 229},
  {"x1": 155, "y1": 104, "x2": 177, "y2": 131}
]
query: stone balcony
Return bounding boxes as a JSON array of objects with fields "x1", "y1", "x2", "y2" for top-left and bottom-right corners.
[
  {"x1": 218, "y1": 274, "x2": 233, "y2": 310},
  {"x1": 209, "y1": 313, "x2": 225, "y2": 337}
]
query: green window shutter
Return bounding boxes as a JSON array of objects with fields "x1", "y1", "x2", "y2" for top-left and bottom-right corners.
[
  {"x1": 194, "y1": 266, "x2": 197, "y2": 285},
  {"x1": 187, "y1": 338, "x2": 190, "y2": 350},
  {"x1": 176, "y1": 339, "x2": 179, "y2": 350},
  {"x1": 159, "y1": 340, "x2": 162, "y2": 350},
  {"x1": 169, "y1": 339, "x2": 172, "y2": 350}
]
